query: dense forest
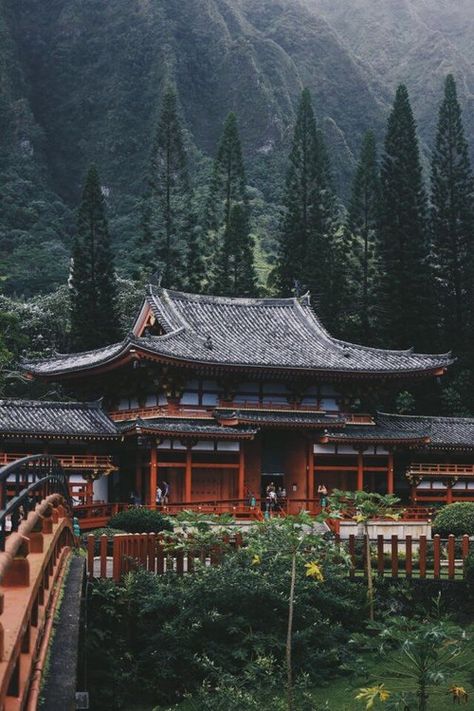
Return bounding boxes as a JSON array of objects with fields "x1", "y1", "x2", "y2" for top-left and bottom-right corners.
[{"x1": 0, "y1": 0, "x2": 473, "y2": 414}]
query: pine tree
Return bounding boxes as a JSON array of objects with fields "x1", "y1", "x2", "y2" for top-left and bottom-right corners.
[
  {"x1": 215, "y1": 204, "x2": 257, "y2": 296},
  {"x1": 276, "y1": 89, "x2": 319, "y2": 294},
  {"x1": 431, "y1": 74, "x2": 474, "y2": 354},
  {"x1": 377, "y1": 85, "x2": 434, "y2": 350},
  {"x1": 276, "y1": 89, "x2": 344, "y2": 331},
  {"x1": 70, "y1": 165, "x2": 120, "y2": 350},
  {"x1": 141, "y1": 85, "x2": 190, "y2": 288},
  {"x1": 207, "y1": 113, "x2": 255, "y2": 294},
  {"x1": 346, "y1": 131, "x2": 381, "y2": 342}
]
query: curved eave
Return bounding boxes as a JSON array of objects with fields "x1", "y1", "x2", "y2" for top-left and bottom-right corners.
[
  {"x1": 0, "y1": 431, "x2": 120, "y2": 441},
  {"x1": 319, "y1": 434, "x2": 431, "y2": 446},
  {"x1": 24, "y1": 342, "x2": 452, "y2": 381}
]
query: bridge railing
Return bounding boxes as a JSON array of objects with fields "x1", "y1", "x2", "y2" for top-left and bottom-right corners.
[{"x1": 0, "y1": 455, "x2": 75, "y2": 710}]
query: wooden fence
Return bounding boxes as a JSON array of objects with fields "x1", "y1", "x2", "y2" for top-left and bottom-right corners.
[
  {"x1": 87, "y1": 532, "x2": 472, "y2": 582},
  {"x1": 340, "y1": 533, "x2": 471, "y2": 581}
]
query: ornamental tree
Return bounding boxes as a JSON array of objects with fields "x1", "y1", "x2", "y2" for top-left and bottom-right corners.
[
  {"x1": 328, "y1": 490, "x2": 400, "y2": 621},
  {"x1": 245, "y1": 512, "x2": 348, "y2": 711}
]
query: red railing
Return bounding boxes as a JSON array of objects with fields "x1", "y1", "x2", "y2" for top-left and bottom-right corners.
[
  {"x1": 0, "y1": 452, "x2": 116, "y2": 470},
  {"x1": 409, "y1": 463, "x2": 474, "y2": 477},
  {"x1": 342, "y1": 533, "x2": 470, "y2": 580},
  {"x1": 87, "y1": 531, "x2": 470, "y2": 582},
  {"x1": 0, "y1": 495, "x2": 75, "y2": 708}
]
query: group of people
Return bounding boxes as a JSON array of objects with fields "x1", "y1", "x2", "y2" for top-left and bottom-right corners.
[
  {"x1": 264, "y1": 482, "x2": 287, "y2": 512},
  {"x1": 128, "y1": 481, "x2": 171, "y2": 507}
]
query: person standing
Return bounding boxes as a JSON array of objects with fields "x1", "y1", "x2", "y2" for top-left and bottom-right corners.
[
  {"x1": 317, "y1": 483, "x2": 328, "y2": 508},
  {"x1": 162, "y1": 481, "x2": 170, "y2": 505}
]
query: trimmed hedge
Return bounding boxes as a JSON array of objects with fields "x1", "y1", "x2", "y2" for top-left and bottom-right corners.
[
  {"x1": 431, "y1": 502, "x2": 474, "y2": 537},
  {"x1": 109, "y1": 507, "x2": 173, "y2": 534}
]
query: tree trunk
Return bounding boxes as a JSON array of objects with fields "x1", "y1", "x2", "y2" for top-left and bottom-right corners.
[{"x1": 286, "y1": 551, "x2": 296, "y2": 711}]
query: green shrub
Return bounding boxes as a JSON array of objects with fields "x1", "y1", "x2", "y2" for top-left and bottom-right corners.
[
  {"x1": 109, "y1": 507, "x2": 173, "y2": 534},
  {"x1": 464, "y1": 552, "x2": 474, "y2": 584},
  {"x1": 431, "y1": 502, "x2": 474, "y2": 537}
]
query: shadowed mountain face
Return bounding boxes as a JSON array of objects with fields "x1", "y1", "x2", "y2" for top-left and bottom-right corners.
[{"x1": 1, "y1": 0, "x2": 473, "y2": 294}]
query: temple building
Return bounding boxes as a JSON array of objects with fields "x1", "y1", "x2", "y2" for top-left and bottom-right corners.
[{"x1": 2, "y1": 284, "x2": 471, "y2": 518}]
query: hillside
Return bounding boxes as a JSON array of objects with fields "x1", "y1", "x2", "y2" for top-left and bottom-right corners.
[{"x1": 1, "y1": 0, "x2": 473, "y2": 296}]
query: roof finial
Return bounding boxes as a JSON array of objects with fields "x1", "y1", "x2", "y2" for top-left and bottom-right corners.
[
  {"x1": 293, "y1": 279, "x2": 303, "y2": 298},
  {"x1": 205, "y1": 335, "x2": 213, "y2": 350},
  {"x1": 150, "y1": 269, "x2": 162, "y2": 287}
]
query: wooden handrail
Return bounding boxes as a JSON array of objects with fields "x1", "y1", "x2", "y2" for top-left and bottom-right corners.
[
  {"x1": 0, "y1": 452, "x2": 117, "y2": 470},
  {"x1": 408, "y1": 463, "x2": 474, "y2": 477}
]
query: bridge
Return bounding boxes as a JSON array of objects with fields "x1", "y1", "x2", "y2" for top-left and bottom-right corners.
[{"x1": 0, "y1": 455, "x2": 77, "y2": 710}]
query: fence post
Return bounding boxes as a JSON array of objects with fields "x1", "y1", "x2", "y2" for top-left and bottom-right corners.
[
  {"x1": 87, "y1": 534, "x2": 95, "y2": 580},
  {"x1": 447, "y1": 535, "x2": 455, "y2": 580},
  {"x1": 406, "y1": 535, "x2": 412, "y2": 579},
  {"x1": 377, "y1": 535, "x2": 384, "y2": 577},
  {"x1": 112, "y1": 535, "x2": 122, "y2": 583},
  {"x1": 147, "y1": 533, "x2": 156, "y2": 573},
  {"x1": 419, "y1": 535, "x2": 427, "y2": 579},
  {"x1": 433, "y1": 534, "x2": 441, "y2": 579},
  {"x1": 156, "y1": 539, "x2": 164, "y2": 575},
  {"x1": 349, "y1": 535, "x2": 355, "y2": 579},
  {"x1": 391, "y1": 535, "x2": 398, "y2": 578},
  {"x1": 176, "y1": 549, "x2": 184, "y2": 576},
  {"x1": 100, "y1": 535, "x2": 108, "y2": 579}
]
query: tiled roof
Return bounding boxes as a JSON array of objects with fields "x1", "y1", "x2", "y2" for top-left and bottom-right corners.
[
  {"x1": 120, "y1": 417, "x2": 256, "y2": 439},
  {"x1": 323, "y1": 412, "x2": 474, "y2": 449},
  {"x1": 215, "y1": 409, "x2": 346, "y2": 428},
  {"x1": 0, "y1": 400, "x2": 118, "y2": 438},
  {"x1": 23, "y1": 286, "x2": 453, "y2": 378}
]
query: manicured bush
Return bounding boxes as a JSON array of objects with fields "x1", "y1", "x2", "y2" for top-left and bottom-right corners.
[
  {"x1": 109, "y1": 507, "x2": 173, "y2": 534},
  {"x1": 431, "y1": 502, "x2": 474, "y2": 537}
]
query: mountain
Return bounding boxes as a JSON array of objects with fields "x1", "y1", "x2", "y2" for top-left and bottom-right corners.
[{"x1": 1, "y1": 0, "x2": 474, "y2": 296}]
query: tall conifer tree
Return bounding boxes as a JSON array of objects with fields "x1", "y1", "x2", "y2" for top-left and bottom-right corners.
[
  {"x1": 377, "y1": 85, "x2": 434, "y2": 350},
  {"x1": 70, "y1": 165, "x2": 120, "y2": 350},
  {"x1": 346, "y1": 131, "x2": 381, "y2": 342},
  {"x1": 276, "y1": 89, "x2": 345, "y2": 331},
  {"x1": 215, "y1": 204, "x2": 257, "y2": 296},
  {"x1": 431, "y1": 74, "x2": 474, "y2": 354},
  {"x1": 207, "y1": 113, "x2": 255, "y2": 294},
  {"x1": 141, "y1": 85, "x2": 190, "y2": 288}
]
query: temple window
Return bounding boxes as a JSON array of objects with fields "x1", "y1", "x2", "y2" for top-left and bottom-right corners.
[
  {"x1": 234, "y1": 382, "x2": 290, "y2": 405},
  {"x1": 180, "y1": 379, "x2": 221, "y2": 407}
]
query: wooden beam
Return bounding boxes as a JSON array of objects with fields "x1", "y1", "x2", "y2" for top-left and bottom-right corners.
[
  {"x1": 150, "y1": 446, "x2": 158, "y2": 507},
  {"x1": 185, "y1": 446, "x2": 192, "y2": 503},
  {"x1": 357, "y1": 452, "x2": 364, "y2": 491},
  {"x1": 387, "y1": 452, "x2": 394, "y2": 494},
  {"x1": 238, "y1": 445, "x2": 245, "y2": 501},
  {"x1": 307, "y1": 440, "x2": 314, "y2": 502}
]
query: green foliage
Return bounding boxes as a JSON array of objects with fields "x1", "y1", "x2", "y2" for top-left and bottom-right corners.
[
  {"x1": 86, "y1": 524, "x2": 363, "y2": 709},
  {"x1": 215, "y1": 204, "x2": 257, "y2": 296},
  {"x1": 377, "y1": 85, "x2": 434, "y2": 351},
  {"x1": 70, "y1": 165, "x2": 121, "y2": 350},
  {"x1": 346, "y1": 131, "x2": 381, "y2": 343},
  {"x1": 431, "y1": 75, "x2": 474, "y2": 358},
  {"x1": 140, "y1": 86, "x2": 191, "y2": 289},
  {"x1": 431, "y1": 503, "x2": 474, "y2": 537},
  {"x1": 108, "y1": 507, "x2": 173, "y2": 534}
]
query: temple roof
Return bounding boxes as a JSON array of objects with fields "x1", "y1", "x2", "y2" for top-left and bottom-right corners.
[
  {"x1": 322, "y1": 412, "x2": 474, "y2": 449},
  {"x1": 23, "y1": 286, "x2": 453, "y2": 378},
  {"x1": 0, "y1": 399, "x2": 119, "y2": 439},
  {"x1": 215, "y1": 408, "x2": 346, "y2": 428},
  {"x1": 119, "y1": 417, "x2": 256, "y2": 439}
]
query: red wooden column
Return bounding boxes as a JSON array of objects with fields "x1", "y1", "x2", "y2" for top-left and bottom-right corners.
[
  {"x1": 357, "y1": 451, "x2": 364, "y2": 491},
  {"x1": 387, "y1": 452, "x2": 394, "y2": 494},
  {"x1": 149, "y1": 445, "x2": 158, "y2": 507},
  {"x1": 238, "y1": 444, "x2": 245, "y2": 502},
  {"x1": 135, "y1": 451, "x2": 142, "y2": 501},
  {"x1": 185, "y1": 445, "x2": 192, "y2": 503},
  {"x1": 446, "y1": 480, "x2": 453, "y2": 504},
  {"x1": 307, "y1": 440, "x2": 314, "y2": 504}
]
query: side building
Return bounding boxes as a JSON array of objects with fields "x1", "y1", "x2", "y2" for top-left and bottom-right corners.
[{"x1": 9, "y1": 285, "x2": 472, "y2": 513}]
